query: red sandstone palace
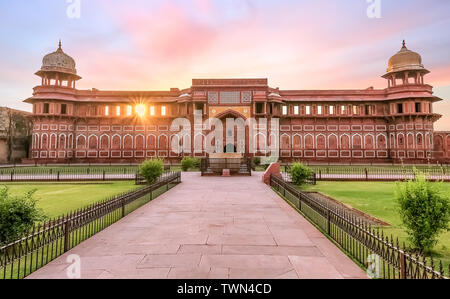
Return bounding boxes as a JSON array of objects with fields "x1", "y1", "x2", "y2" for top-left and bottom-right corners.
[{"x1": 24, "y1": 41, "x2": 450, "y2": 164}]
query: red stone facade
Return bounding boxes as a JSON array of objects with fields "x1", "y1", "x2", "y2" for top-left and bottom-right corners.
[{"x1": 23, "y1": 42, "x2": 450, "y2": 164}]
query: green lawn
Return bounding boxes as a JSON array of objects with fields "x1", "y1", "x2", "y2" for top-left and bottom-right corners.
[
  {"x1": 303, "y1": 181, "x2": 450, "y2": 270},
  {"x1": 0, "y1": 181, "x2": 137, "y2": 218}
]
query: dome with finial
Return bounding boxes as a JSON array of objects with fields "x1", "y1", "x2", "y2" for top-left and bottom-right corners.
[
  {"x1": 37, "y1": 41, "x2": 79, "y2": 78},
  {"x1": 386, "y1": 40, "x2": 426, "y2": 74}
]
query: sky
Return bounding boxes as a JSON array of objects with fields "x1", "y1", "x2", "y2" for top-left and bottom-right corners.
[{"x1": 0, "y1": 0, "x2": 450, "y2": 129}]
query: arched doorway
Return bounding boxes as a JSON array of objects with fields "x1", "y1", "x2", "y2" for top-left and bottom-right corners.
[
  {"x1": 224, "y1": 143, "x2": 237, "y2": 153},
  {"x1": 215, "y1": 109, "x2": 248, "y2": 155}
]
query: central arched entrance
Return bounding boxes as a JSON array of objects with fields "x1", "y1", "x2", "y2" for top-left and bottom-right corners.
[
  {"x1": 224, "y1": 143, "x2": 237, "y2": 153},
  {"x1": 215, "y1": 109, "x2": 248, "y2": 156}
]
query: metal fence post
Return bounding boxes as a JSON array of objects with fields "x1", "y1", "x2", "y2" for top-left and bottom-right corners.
[
  {"x1": 57, "y1": 171, "x2": 60, "y2": 182},
  {"x1": 121, "y1": 197, "x2": 125, "y2": 218},
  {"x1": 365, "y1": 168, "x2": 368, "y2": 181},
  {"x1": 64, "y1": 220, "x2": 71, "y2": 252},
  {"x1": 400, "y1": 251, "x2": 407, "y2": 279},
  {"x1": 327, "y1": 209, "x2": 331, "y2": 235},
  {"x1": 103, "y1": 170, "x2": 106, "y2": 181}
]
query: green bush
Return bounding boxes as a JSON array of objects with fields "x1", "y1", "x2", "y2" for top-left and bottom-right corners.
[
  {"x1": 395, "y1": 170, "x2": 450, "y2": 252},
  {"x1": 0, "y1": 187, "x2": 46, "y2": 245},
  {"x1": 139, "y1": 159, "x2": 164, "y2": 184},
  {"x1": 181, "y1": 157, "x2": 200, "y2": 171},
  {"x1": 289, "y1": 163, "x2": 313, "y2": 186},
  {"x1": 253, "y1": 157, "x2": 261, "y2": 167},
  {"x1": 192, "y1": 158, "x2": 201, "y2": 169}
]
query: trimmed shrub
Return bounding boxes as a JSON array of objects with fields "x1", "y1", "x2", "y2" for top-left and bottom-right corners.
[
  {"x1": 181, "y1": 157, "x2": 200, "y2": 171},
  {"x1": 253, "y1": 157, "x2": 261, "y2": 167},
  {"x1": 289, "y1": 163, "x2": 313, "y2": 186},
  {"x1": 139, "y1": 159, "x2": 164, "y2": 184},
  {"x1": 192, "y1": 158, "x2": 201, "y2": 169},
  {"x1": 0, "y1": 187, "x2": 46, "y2": 245},
  {"x1": 395, "y1": 170, "x2": 450, "y2": 252}
]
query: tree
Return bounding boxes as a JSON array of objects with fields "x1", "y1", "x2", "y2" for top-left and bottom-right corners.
[
  {"x1": 395, "y1": 170, "x2": 450, "y2": 252},
  {"x1": 289, "y1": 163, "x2": 313, "y2": 186},
  {"x1": 139, "y1": 159, "x2": 164, "y2": 184},
  {"x1": 0, "y1": 187, "x2": 46, "y2": 245}
]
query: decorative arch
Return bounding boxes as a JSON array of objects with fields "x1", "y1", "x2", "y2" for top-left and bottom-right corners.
[
  {"x1": 304, "y1": 134, "x2": 314, "y2": 149},
  {"x1": 425, "y1": 133, "x2": 432, "y2": 148},
  {"x1": 100, "y1": 134, "x2": 110, "y2": 150},
  {"x1": 364, "y1": 134, "x2": 375, "y2": 150},
  {"x1": 390, "y1": 133, "x2": 396, "y2": 149},
  {"x1": 254, "y1": 132, "x2": 267, "y2": 153},
  {"x1": 328, "y1": 134, "x2": 338, "y2": 150},
  {"x1": 41, "y1": 133, "x2": 49, "y2": 150},
  {"x1": 135, "y1": 134, "x2": 145, "y2": 150},
  {"x1": 397, "y1": 133, "x2": 405, "y2": 149},
  {"x1": 123, "y1": 134, "x2": 133, "y2": 150},
  {"x1": 340, "y1": 134, "x2": 350, "y2": 150},
  {"x1": 376, "y1": 134, "x2": 387, "y2": 149},
  {"x1": 215, "y1": 109, "x2": 247, "y2": 121},
  {"x1": 416, "y1": 133, "x2": 424, "y2": 149},
  {"x1": 292, "y1": 134, "x2": 302, "y2": 150},
  {"x1": 88, "y1": 135, "x2": 98, "y2": 150},
  {"x1": 158, "y1": 134, "x2": 168, "y2": 150},
  {"x1": 58, "y1": 134, "x2": 67, "y2": 149},
  {"x1": 147, "y1": 134, "x2": 156, "y2": 150},
  {"x1": 111, "y1": 134, "x2": 121, "y2": 150},
  {"x1": 269, "y1": 132, "x2": 279, "y2": 150},
  {"x1": 352, "y1": 134, "x2": 362, "y2": 150},
  {"x1": 50, "y1": 133, "x2": 57, "y2": 149},
  {"x1": 316, "y1": 134, "x2": 326, "y2": 150},
  {"x1": 280, "y1": 134, "x2": 291, "y2": 150},
  {"x1": 407, "y1": 133, "x2": 415, "y2": 149},
  {"x1": 68, "y1": 134, "x2": 74, "y2": 150},
  {"x1": 76, "y1": 135, "x2": 86, "y2": 149},
  {"x1": 33, "y1": 134, "x2": 39, "y2": 150}
]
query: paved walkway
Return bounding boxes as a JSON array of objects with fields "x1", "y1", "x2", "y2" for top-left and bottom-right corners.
[{"x1": 28, "y1": 173, "x2": 367, "y2": 279}]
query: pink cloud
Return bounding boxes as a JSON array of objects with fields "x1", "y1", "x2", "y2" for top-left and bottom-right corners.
[{"x1": 56, "y1": 0, "x2": 449, "y2": 95}]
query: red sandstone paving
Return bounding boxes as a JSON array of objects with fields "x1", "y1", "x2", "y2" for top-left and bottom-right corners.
[{"x1": 27, "y1": 173, "x2": 368, "y2": 279}]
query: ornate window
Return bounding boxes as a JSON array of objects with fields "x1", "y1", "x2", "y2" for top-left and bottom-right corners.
[
  {"x1": 242, "y1": 91, "x2": 252, "y2": 103},
  {"x1": 220, "y1": 91, "x2": 240, "y2": 104},
  {"x1": 208, "y1": 92, "x2": 219, "y2": 104}
]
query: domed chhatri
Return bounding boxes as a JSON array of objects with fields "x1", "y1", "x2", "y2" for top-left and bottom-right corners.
[
  {"x1": 41, "y1": 41, "x2": 77, "y2": 74},
  {"x1": 382, "y1": 41, "x2": 429, "y2": 86},
  {"x1": 386, "y1": 40, "x2": 428, "y2": 74},
  {"x1": 35, "y1": 40, "x2": 81, "y2": 87}
]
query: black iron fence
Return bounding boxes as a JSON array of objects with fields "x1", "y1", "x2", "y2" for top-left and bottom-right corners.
[
  {"x1": 270, "y1": 174, "x2": 449, "y2": 279},
  {"x1": 279, "y1": 165, "x2": 450, "y2": 182},
  {"x1": 0, "y1": 165, "x2": 175, "y2": 182},
  {"x1": 311, "y1": 166, "x2": 450, "y2": 182},
  {"x1": 0, "y1": 171, "x2": 181, "y2": 279}
]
